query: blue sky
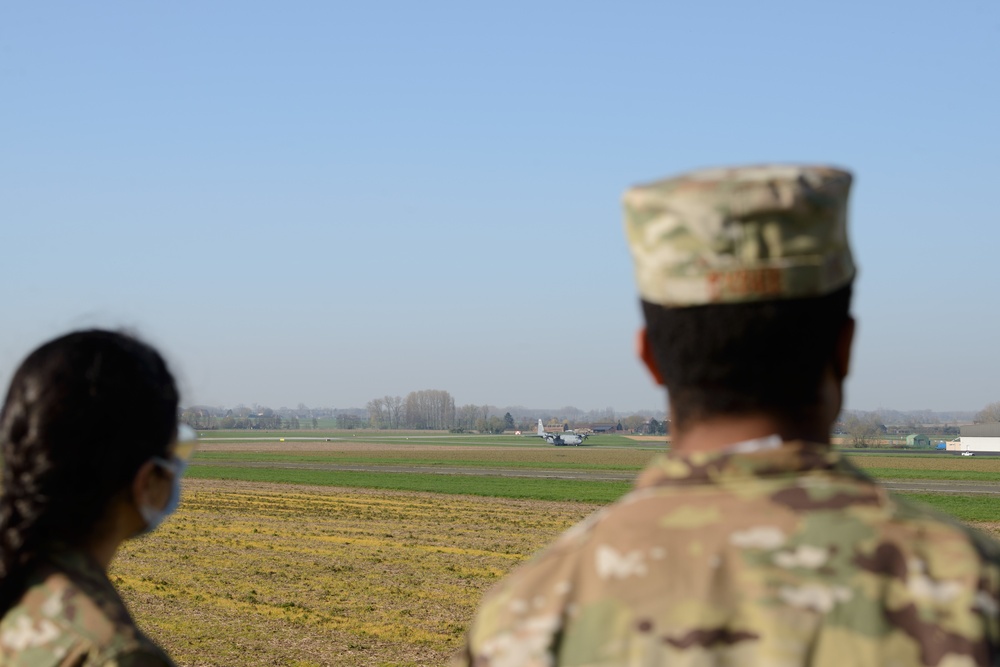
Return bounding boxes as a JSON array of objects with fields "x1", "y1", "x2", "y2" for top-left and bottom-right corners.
[{"x1": 1, "y1": 1, "x2": 997, "y2": 413}]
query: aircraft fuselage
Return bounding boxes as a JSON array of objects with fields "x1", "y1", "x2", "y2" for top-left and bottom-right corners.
[
  {"x1": 536, "y1": 419, "x2": 586, "y2": 446},
  {"x1": 546, "y1": 434, "x2": 584, "y2": 446}
]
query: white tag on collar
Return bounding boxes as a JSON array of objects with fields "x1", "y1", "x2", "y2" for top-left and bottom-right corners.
[{"x1": 724, "y1": 434, "x2": 783, "y2": 454}]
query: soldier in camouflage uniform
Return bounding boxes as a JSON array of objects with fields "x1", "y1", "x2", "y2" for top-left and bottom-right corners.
[
  {"x1": 456, "y1": 165, "x2": 1000, "y2": 666},
  {"x1": 0, "y1": 331, "x2": 190, "y2": 666}
]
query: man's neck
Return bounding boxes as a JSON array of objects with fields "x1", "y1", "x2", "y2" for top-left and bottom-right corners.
[{"x1": 669, "y1": 413, "x2": 830, "y2": 456}]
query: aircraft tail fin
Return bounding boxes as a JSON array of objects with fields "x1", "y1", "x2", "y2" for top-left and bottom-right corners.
[{"x1": 537, "y1": 419, "x2": 544, "y2": 436}]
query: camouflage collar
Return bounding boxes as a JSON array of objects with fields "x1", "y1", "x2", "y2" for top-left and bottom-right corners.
[
  {"x1": 635, "y1": 439, "x2": 865, "y2": 488},
  {"x1": 42, "y1": 548, "x2": 136, "y2": 627}
]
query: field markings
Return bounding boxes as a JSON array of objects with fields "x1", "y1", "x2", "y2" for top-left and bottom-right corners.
[
  {"x1": 881, "y1": 481, "x2": 1000, "y2": 495},
  {"x1": 197, "y1": 436, "x2": 347, "y2": 441},
  {"x1": 114, "y1": 479, "x2": 598, "y2": 666}
]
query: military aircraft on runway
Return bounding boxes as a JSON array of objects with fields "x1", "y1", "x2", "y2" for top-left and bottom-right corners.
[{"x1": 535, "y1": 419, "x2": 587, "y2": 446}]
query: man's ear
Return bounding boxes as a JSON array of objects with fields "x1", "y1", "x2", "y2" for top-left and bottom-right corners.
[
  {"x1": 637, "y1": 328, "x2": 665, "y2": 385},
  {"x1": 834, "y1": 316, "x2": 855, "y2": 381}
]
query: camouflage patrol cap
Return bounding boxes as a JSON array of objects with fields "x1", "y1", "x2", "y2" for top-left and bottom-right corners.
[{"x1": 623, "y1": 165, "x2": 855, "y2": 307}]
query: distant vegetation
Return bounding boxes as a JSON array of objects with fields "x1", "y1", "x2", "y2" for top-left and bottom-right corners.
[
  {"x1": 975, "y1": 401, "x2": 1000, "y2": 423},
  {"x1": 834, "y1": 406, "x2": 992, "y2": 448},
  {"x1": 181, "y1": 392, "x2": 668, "y2": 434},
  {"x1": 182, "y1": 398, "x2": 990, "y2": 444}
]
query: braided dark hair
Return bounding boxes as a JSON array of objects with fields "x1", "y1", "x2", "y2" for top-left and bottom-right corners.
[{"x1": 0, "y1": 330, "x2": 178, "y2": 613}]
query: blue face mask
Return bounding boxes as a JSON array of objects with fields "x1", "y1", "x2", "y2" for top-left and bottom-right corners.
[{"x1": 137, "y1": 456, "x2": 187, "y2": 534}]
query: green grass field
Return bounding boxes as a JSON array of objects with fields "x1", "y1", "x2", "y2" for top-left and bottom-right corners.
[
  {"x1": 187, "y1": 433, "x2": 1000, "y2": 522},
  {"x1": 193, "y1": 450, "x2": 651, "y2": 471},
  {"x1": 188, "y1": 465, "x2": 1000, "y2": 521},
  {"x1": 852, "y1": 468, "x2": 1000, "y2": 482},
  {"x1": 903, "y1": 494, "x2": 1000, "y2": 522},
  {"x1": 195, "y1": 430, "x2": 651, "y2": 448},
  {"x1": 188, "y1": 465, "x2": 632, "y2": 504}
]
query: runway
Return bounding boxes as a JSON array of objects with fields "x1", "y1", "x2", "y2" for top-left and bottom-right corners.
[
  {"x1": 190, "y1": 460, "x2": 1000, "y2": 494},
  {"x1": 879, "y1": 481, "x2": 1000, "y2": 495},
  {"x1": 191, "y1": 460, "x2": 637, "y2": 482}
]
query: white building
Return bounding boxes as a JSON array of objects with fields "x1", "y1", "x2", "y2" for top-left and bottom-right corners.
[{"x1": 957, "y1": 423, "x2": 1000, "y2": 452}]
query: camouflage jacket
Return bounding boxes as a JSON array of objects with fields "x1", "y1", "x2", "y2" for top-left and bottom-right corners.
[
  {"x1": 0, "y1": 549, "x2": 174, "y2": 667},
  {"x1": 455, "y1": 439, "x2": 1000, "y2": 667}
]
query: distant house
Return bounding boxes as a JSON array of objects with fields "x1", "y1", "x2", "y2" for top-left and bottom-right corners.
[
  {"x1": 545, "y1": 420, "x2": 567, "y2": 433},
  {"x1": 958, "y1": 423, "x2": 1000, "y2": 452},
  {"x1": 590, "y1": 423, "x2": 618, "y2": 434}
]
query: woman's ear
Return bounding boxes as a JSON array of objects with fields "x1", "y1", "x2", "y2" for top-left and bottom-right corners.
[
  {"x1": 131, "y1": 460, "x2": 169, "y2": 513},
  {"x1": 637, "y1": 328, "x2": 665, "y2": 385}
]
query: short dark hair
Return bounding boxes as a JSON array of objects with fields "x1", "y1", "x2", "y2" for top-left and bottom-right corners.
[
  {"x1": 642, "y1": 285, "x2": 852, "y2": 430},
  {"x1": 0, "y1": 330, "x2": 178, "y2": 612}
]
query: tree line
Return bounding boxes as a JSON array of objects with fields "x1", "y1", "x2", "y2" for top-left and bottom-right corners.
[
  {"x1": 837, "y1": 400, "x2": 1000, "y2": 448},
  {"x1": 366, "y1": 390, "x2": 455, "y2": 430},
  {"x1": 180, "y1": 399, "x2": 669, "y2": 432},
  {"x1": 181, "y1": 406, "x2": 320, "y2": 430},
  {"x1": 366, "y1": 391, "x2": 520, "y2": 433}
]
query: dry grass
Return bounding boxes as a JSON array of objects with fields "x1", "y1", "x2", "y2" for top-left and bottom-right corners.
[
  {"x1": 848, "y1": 455, "x2": 1000, "y2": 473},
  {"x1": 976, "y1": 523, "x2": 1000, "y2": 541},
  {"x1": 198, "y1": 442, "x2": 658, "y2": 468},
  {"x1": 198, "y1": 441, "x2": 499, "y2": 453},
  {"x1": 112, "y1": 480, "x2": 597, "y2": 666}
]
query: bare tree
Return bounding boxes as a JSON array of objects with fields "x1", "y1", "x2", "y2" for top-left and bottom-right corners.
[
  {"x1": 367, "y1": 398, "x2": 388, "y2": 429},
  {"x1": 403, "y1": 390, "x2": 455, "y2": 430},
  {"x1": 974, "y1": 402, "x2": 1000, "y2": 423},
  {"x1": 622, "y1": 415, "x2": 646, "y2": 433},
  {"x1": 456, "y1": 404, "x2": 479, "y2": 431},
  {"x1": 844, "y1": 413, "x2": 884, "y2": 448},
  {"x1": 338, "y1": 414, "x2": 363, "y2": 429},
  {"x1": 385, "y1": 395, "x2": 404, "y2": 429},
  {"x1": 476, "y1": 415, "x2": 505, "y2": 434}
]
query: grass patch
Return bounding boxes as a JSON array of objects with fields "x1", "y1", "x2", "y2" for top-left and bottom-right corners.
[
  {"x1": 843, "y1": 451, "x2": 948, "y2": 458},
  {"x1": 192, "y1": 449, "x2": 999, "y2": 480},
  {"x1": 847, "y1": 455, "x2": 1000, "y2": 473},
  {"x1": 194, "y1": 431, "x2": 647, "y2": 448},
  {"x1": 860, "y1": 468, "x2": 1000, "y2": 482},
  {"x1": 898, "y1": 493, "x2": 1000, "y2": 522},
  {"x1": 187, "y1": 465, "x2": 631, "y2": 504},
  {"x1": 193, "y1": 451, "x2": 650, "y2": 471}
]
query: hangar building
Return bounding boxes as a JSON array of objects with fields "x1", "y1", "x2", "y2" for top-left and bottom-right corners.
[{"x1": 958, "y1": 423, "x2": 1000, "y2": 452}]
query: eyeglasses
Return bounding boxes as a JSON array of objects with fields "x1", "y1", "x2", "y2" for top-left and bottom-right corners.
[{"x1": 172, "y1": 423, "x2": 199, "y2": 462}]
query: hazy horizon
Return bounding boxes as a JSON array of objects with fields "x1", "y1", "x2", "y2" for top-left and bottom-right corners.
[
  {"x1": 177, "y1": 401, "x2": 979, "y2": 427},
  {"x1": 175, "y1": 398, "x2": 981, "y2": 421},
  {"x1": 3, "y1": 2, "x2": 998, "y2": 414}
]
